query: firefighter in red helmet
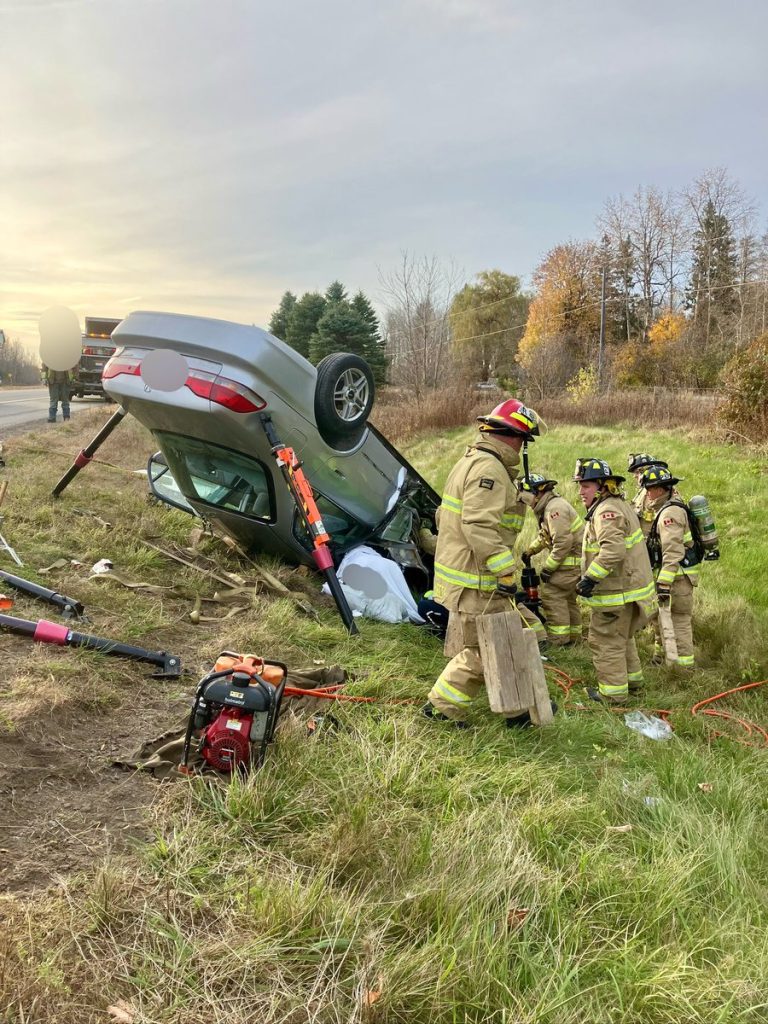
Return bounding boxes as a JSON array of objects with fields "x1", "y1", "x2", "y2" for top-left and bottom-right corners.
[{"x1": 423, "y1": 399, "x2": 556, "y2": 729}]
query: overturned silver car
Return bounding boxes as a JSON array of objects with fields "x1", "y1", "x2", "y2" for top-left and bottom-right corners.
[{"x1": 103, "y1": 312, "x2": 438, "y2": 577}]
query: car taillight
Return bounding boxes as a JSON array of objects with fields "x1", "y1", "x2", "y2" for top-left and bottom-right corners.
[
  {"x1": 102, "y1": 354, "x2": 142, "y2": 379},
  {"x1": 185, "y1": 369, "x2": 266, "y2": 413}
]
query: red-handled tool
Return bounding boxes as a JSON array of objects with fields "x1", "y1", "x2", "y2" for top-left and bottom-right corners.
[{"x1": 259, "y1": 413, "x2": 358, "y2": 635}]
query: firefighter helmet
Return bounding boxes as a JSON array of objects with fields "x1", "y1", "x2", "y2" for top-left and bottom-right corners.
[
  {"x1": 640, "y1": 466, "x2": 683, "y2": 489},
  {"x1": 627, "y1": 452, "x2": 669, "y2": 473},
  {"x1": 477, "y1": 399, "x2": 541, "y2": 440},
  {"x1": 573, "y1": 457, "x2": 625, "y2": 484},
  {"x1": 518, "y1": 473, "x2": 557, "y2": 493}
]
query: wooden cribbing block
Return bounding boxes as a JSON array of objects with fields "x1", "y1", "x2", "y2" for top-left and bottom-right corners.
[
  {"x1": 443, "y1": 613, "x2": 464, "y2": 660},
  {"x1": 477, "y1": 611, "x2": 553, "y2": 724}
]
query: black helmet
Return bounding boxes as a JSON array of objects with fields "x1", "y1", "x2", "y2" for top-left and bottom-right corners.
[
  {"x1": 518, "y1": 473, "x2": 557, "y2": 493},
  {"x1": 627, "y1": 452, "x2": 669, "y2": 473},
  {"x1": 573, "y1": 457, "x2": 625, "y2": 484},
  {"x1": 640, "y1": 466, "x2": 683, "y2": 489}
]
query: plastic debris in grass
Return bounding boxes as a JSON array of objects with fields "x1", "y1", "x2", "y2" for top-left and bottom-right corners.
[{"x1": 624, "y1": 710, "x2": 673, "y2": 741}]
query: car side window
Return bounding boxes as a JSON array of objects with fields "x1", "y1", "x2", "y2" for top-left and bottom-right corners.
[{"x1": 154, "y1": 432, "x2": 274, "y2": 520}]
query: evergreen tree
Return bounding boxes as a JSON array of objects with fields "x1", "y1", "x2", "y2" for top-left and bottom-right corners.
[
  {"x1": 325, "y1": 280, "x2": 348, "y2": 304},
  {"x1": 351, "y1": 290, "x2": 387, "y2": 383},
  {"x1": 268, "y1": 291, "x2": 297, "y2": 341},
  {"x1": 686, "y1": 200, "x2": 738, "y2": 325},
  {"x1": 308, "y1": 301, "x2": 370, "y2": 364},
  {"x1": 285, "y1": 292, "x2": 326, "y2": 359}
]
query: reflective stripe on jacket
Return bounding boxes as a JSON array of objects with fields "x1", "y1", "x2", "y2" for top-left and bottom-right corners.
[
  {"x1": 433, "y1": 435, "x2": 520, "y2": 611},
  {"x1": 581, "y1": 494, "x2": 656, "y2": 613},
  {"x1": 527, "y1": 491, "x2": 584, "y2": 573}
]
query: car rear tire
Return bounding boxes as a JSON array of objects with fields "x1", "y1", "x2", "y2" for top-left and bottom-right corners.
[{"x1": 314, "y1": 353, "x2": 375, "y2": 449}]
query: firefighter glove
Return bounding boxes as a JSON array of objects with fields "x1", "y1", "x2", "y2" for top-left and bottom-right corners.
[
  {"x1": 496, "y1": 575, "x2": 518, "y2": 598},
  {"x1": 656, "y1": 584, "x2": 671, "y2": 606},
  {"x1": 575, "y1": 576, "x2": 596, "y2": 597},
  {"x1": 540, "y1": 568, "x2": 553, "y2": 584},
  {"x1": 521, "y1": 551, "x2": 532, "y2": 567}
]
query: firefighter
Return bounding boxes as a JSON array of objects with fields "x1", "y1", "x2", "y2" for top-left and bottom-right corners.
[
  {"x1": 574, "y1": 458, "x2": 656, "y2": 704},
  {"x1": 641, "y1": 466, "x2": 698, "y2": 668},
  {"x1": 423, "y1": 399, "x2": 555, "y2": 728},
  {"x1": 519, "y1": 474, "x2": 584, "y2": 645},
  {"x1": 417, "y1": 459, "x2": 546, "y2": 649},
  {"x1": 627, "y1": 453, "x2": 669, "y2": 536}
]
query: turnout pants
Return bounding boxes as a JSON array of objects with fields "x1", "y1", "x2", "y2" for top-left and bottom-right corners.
[
  {"x1": 588, "y1": 602, "x2": 645, "y2": 701},
  {"x1": 518, "y1": 602, "x2": 546, "y2": 645},
  {"x1": 542, "y1": 569, "x2": 582, "y2": 645},
  {"x1": 428, "y1": 595, "x2": 527, "y2": 722},
  {"x1": 653, "y1": 575, "x2": 695, "y2": 667}
]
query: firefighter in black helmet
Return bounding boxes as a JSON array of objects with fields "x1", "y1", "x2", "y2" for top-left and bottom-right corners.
[{"x1": 575, "y1": 458, "x2": 656, "y2": 704}]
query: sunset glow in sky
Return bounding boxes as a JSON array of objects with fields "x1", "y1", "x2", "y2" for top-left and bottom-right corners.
[{"x1": 2, "y1": 0, "x2": 766, "y2": 349}]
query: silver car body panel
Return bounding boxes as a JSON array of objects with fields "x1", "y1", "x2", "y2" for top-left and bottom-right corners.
[{"x1": 104, "y1": 311, "x2": 438, "y2": 567}]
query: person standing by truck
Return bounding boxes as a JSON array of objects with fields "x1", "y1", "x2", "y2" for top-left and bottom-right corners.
[{"x1": 42, "y1": 363, "x2": 76, "y2": 422}]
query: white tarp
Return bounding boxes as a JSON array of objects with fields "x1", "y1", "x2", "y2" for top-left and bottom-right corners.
[{"x1": 322, "y1": 544, "x2": 425, "y2": 624}]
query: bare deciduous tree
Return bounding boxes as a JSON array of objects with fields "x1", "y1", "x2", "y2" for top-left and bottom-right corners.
[{"x1": 378, "y1": 252, "x2": 464, "y2": 399}]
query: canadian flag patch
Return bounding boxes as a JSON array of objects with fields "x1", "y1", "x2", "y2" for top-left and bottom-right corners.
[
  {"x1": 663, "y1": 517, "x2": 676, "y2": 526},
  {"x1": 600, "y1": 511, "x2": 617, "y2": 520},
  {"x1": 549, "y1": 511, "x2": 560, "y2": 519}
]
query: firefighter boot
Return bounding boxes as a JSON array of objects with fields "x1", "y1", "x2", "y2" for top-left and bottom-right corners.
[
  {"x1": 421, "y1": 703, "x2": 469, "y2": 729},
  {"x1": 505, "y1": 701, "x2": 558, "y2": 728}
]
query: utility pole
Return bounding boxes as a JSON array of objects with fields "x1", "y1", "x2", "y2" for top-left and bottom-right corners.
[{"x1": 597, "y1": 262, "x2": 606, "y2": 391}]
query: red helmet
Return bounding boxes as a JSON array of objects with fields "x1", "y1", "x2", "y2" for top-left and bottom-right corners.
[{"x1": 477, "y1": 399, "x2": 540, "y2": 440}]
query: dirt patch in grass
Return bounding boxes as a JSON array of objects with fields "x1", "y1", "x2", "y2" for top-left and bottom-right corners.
[
  {"x1": 0, "y1": 668, "x2": 173, "y2": 894},
  {"x1": 0, "y1": 410, "x2": 319, "y2": 898}
]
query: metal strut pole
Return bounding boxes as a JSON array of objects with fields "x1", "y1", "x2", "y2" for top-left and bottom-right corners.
[
  {"x1": 0, "y1": 612, "x2": 182, "y2": 677},
  {"x1": 52, "y1": 406, "x2": 127, "y2": 497}
]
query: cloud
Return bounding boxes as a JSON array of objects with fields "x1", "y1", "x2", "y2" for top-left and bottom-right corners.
[
  {"x1": 412, "y1": 0, "x2": 522, "y2": 31},
  {"x1": 0, "y1": 0, "x2": 765, "y2": 352}
]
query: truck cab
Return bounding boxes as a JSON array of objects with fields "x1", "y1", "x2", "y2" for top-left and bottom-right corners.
[{"x1": 71, "y1": 317, "x2": 121, "y2": 399}]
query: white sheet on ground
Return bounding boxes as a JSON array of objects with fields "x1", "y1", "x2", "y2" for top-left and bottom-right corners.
[{"x1": 321, "y1": 545, "x2": 425, "y2": 624}]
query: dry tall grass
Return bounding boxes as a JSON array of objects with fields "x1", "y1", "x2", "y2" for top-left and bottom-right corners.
[
  {"x1": 372, "y1": 386, "x2": 717, "y2": 445},
  {"x1": 537, "y1": 389, "x2": 717, "y2": 432},
  {"x1": 371, "y1": 385, "x2": 498, "y2": 445}
]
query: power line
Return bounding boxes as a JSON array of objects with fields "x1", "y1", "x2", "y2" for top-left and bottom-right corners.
[
  {"x1": 448, "y1": 278, "x2": 768, "y2": 348},
  {"x1": 411, "y1": 231, "x2": 768, "y2": 333}
]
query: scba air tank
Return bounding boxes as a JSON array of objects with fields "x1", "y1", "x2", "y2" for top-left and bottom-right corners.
[{"x1": 689, "y1": 495, "x2": 720, "y2": 559}]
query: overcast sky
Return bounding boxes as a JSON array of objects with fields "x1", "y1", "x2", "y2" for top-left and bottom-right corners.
[{"x1": 2, "y1": 0, "x2": 766, "y2": 349}]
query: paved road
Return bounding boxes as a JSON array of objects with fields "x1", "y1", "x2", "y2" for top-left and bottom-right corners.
[{"x1": 0, "y1": 387, "x2": 106, "y2": 430}]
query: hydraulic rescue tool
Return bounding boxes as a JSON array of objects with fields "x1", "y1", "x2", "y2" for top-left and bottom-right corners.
[
  {"x1": 0, "y1": 569, "x2": 84, "y2": 619},
  {"x1": 520, "y1": 561, "x2": 545, "y2": 624},
  {"x1": 0, "y1": 613, "x2": 181, "y2": 677},
  {"x1": 259, "y1": 413, "x2": 359, "y2": 635},
  {"x1": 182, "y1": 653, "x2": 287, "y2": 773}
]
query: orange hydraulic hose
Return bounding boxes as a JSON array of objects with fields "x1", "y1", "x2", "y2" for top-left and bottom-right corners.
[{"x1": 284, "y1": 669, "x2": 768, "y2": 748}]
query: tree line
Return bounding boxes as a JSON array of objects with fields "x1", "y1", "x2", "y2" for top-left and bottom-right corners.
[{"x1": 269, "y1": 166, "x2": 767, "y2": 437}]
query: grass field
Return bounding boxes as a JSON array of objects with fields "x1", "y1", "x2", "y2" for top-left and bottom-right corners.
[{"x1": 0, "y1": 412, "x2": 767, "y2": 1023}]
